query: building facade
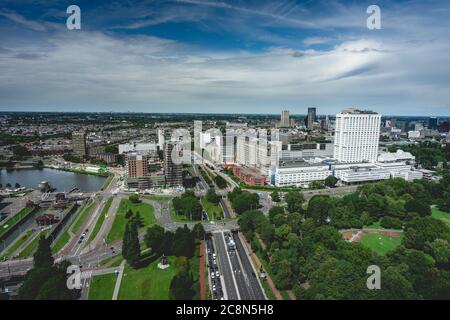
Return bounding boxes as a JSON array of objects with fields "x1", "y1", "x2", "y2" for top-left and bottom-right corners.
[
  {"x1": 333, "y1": 108, "x2": 381, "y2": 163},
  {"x1": 72, "y1": 131, "x2": 87, "y2": 157}
]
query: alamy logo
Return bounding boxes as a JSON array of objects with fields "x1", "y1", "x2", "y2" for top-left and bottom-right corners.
[
  {"x1": 66, "y1": 264, "x2": 82, "y2": 290},
  {"x1": 66, "y1": 5, "x2": 81, "y2": 30},
  {"x1": 366, "y1": 265, "x2": 381, "y2": 289},
  {"x1": 367, "y1": 5, "x2": 381, "y2": 30}
]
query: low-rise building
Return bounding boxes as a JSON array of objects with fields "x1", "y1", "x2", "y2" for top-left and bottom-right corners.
[{"x1": 233, "y1": 165, "x2": 266, "y2": 186}]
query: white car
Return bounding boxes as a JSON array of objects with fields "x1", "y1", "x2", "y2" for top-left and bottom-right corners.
[
  {"x1": 215, "y1": 271, "x2": 219, "y2": 277},
  {"x1": 211, "y1": 273, "x2": 215, "y2": 279}
]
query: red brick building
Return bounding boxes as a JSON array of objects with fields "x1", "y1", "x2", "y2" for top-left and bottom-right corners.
[{"x1": 232, "y1": 166, "x2": 266, "y2": 186}]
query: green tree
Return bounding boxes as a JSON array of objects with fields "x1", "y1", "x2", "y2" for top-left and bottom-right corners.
[
  {"x1": 144, "y1": 225, "x2": 166, "y2": 256},
  {"x1": 270, "y1": 191, "x2": 281, "y2": 202},
  {"x1": 205, "y1": 188, "x2": 219, "y2": 204},
  {"x1": 324, "y1": 175, "x2": 338, "y2": 188},
  {"x1": 307, "y1": 195, "x2": 331, "y2": 226},
  {"x1": 284, "y1": 191, "x2": 305, "y2": 213},
  {"x1": 33, "y1": 236, "x2": 53, "y2": 269},
  {"x1": 129, "y1": 194, "x2": 140, "y2": 203}
]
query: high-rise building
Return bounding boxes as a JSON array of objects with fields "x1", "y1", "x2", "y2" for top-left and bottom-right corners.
[
  {"x1": 72, "y1": 131, "x2": 87, "y2": 157},
  {"x1": 126, "y1": 153, "x2": 149, "y2": 177},
  {"x1": 157, "y1": 128, "x2": 166, "y2": 149},
  {"x1": 428, "y1": 117, "x2": 438, "y2": 130},
  {"x1": 164, "y1": 142, "x2": 183, "y2": 187},
  {"x1": 333, "y1": 108, "x2": 381, "y2": 163},
  {"x1": 306, "y1": 107, "x2": 316, "y2": 129},
  {"x1": 279, "y1": 110, "x2": 290, "y2": 127}
]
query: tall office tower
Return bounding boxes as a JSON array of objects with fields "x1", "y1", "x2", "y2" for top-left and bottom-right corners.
[
  {"x1": 307, "y1": 107, "x2": 317, "y2": 129},
  {"x1": 428, "y1": 117, "x2": 438, "y2": 130},
  {"x1": 280, "y1": 110, "x2": 290, "y2": 127},
  {"x1": 324, "y1": 115, "x2": 330, "y2": 130},
  {"x1": 72, "y1": 131, "x2": 87, "y2": 157},
  {"x1": 333, "y1": 108, "x2": 381, "y2": 163},
  {"x1": 157, "y1": 128, "x2": 165, "y2": 149},
  {"x1": 164, "y1": 142, "x2": 183, "y2": 187},
  {"x1": 126, "y1": 153, "x2": 149, "y2": 177}
]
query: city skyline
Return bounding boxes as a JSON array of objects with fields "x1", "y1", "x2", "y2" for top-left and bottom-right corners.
[{"x1": 0, "y1": 0, "x2": 449, "y2": 116}]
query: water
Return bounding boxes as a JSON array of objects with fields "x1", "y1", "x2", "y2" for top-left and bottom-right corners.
[{"x1": 0, "y1": 168, "x2": 106, "y2": 193}]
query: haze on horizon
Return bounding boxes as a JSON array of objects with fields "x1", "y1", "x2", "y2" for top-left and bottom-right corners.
[{"x1": 0, "y1": 0, "x2": 449, "y2": 116}]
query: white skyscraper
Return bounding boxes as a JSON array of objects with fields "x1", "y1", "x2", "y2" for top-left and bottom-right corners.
[{"x1": 333, "y1": 108, "x2": 381, "y2": 163}]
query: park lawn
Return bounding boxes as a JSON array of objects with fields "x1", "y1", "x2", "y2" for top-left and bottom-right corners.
[
  {"x1": 201, "y1": 198, "x2": 223, "y2": 220},
  {"x1": 106, "y1": 199, "x2": 156, "y2": 243},
  {"x1": 72, "y1": 199, "x2": 96, "y2": 234},
  {"x1": 0, "y1": 207, "x2": 34, "y2": 237},
  {"x1": 431, "y1": 208, "x2": 450, "y2": 228},
  {"x1": 88, "y1": 273, "x2": 117, "y2": 300},
  {"x1": 359, "y1": 233, "x2": 403, "y2": 256},
  {"x1": 118, "y1": 256, "x2": 177, "y2": 300},
  {"x1": 51, "y1": 229, "x2": 71, "y2": 254},
  {"x1": 18, "y1": 228, "x2": 51, "y2": 258},
  {"x1": 0, "y1": 229, "x2": 34, "y2": 259},
  {"x1": 86, "y1": 197, "x2": 113, "y2": 246}
]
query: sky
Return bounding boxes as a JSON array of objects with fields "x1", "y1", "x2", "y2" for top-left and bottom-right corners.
[{"x1": 0, "y1": 0, "x2": 449, "y2": 116}]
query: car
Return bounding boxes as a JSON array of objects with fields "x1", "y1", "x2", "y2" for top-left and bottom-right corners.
[
  {"x1": 211, "y1": 273, "x2": 215, "y2": 279},
  {"x1": 212, "y1": 285, "x2": 216, "y2": 291},
  {"x1": 78, "y1": 240, "x2": 82, "y2": 244},
  {"x1": 215, "y1": 271, "x2": 219, "y2": 277}
]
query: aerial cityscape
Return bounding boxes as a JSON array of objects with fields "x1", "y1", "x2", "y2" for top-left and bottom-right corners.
[{"x1": 0, "y1": 0, "x2": 449, "y2": 305}]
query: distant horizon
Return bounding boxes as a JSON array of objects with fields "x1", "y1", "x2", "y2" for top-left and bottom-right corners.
[{"x1": 1, "y1": 110, "x2": 449, "y2": 119}]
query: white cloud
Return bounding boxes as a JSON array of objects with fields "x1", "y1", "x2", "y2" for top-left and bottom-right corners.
[{"x1": 0, "y1": 10, "x2": 46, "y2": 31}]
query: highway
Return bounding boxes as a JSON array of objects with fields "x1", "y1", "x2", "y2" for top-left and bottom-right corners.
[{"x1": 212, "y1": 232, "x2": 239, "y2": 300}]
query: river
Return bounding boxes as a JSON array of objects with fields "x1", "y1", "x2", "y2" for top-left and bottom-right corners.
[{"x1": 0, "y1": 168, "x2": 106, "y2": 193}]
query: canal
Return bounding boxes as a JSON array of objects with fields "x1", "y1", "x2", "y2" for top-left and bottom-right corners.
[{"x1": 0, "y1": 168, "x2": 106, "y2": 193}]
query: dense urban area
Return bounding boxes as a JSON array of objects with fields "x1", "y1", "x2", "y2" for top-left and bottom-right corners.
[{"x1": 0, "y1": 109, "x2": 449, "y2": 300}]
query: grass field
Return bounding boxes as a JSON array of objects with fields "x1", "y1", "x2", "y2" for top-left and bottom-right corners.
[
  {"x1": 88, "y1": 273, "x2": 117, "y2": 300},
  {"x1": 106, "y1": 199, "x2": 156, "y2": 243},
  {"x1": 18, "y1": 228, "x2": 51, "y2": 258},
  {"x1": 72, "y1": 199, "x2": 96, "y2": 234},
  {"x1": 118, "y1": 256, "x2": 176, "y2": 300},
  {"x1": 431, "y1": 208, "x2": 450, "y2": 228},
  {"x1": 0, "y1": 229, "x2": 34, "y2": 259},
  {"x1": 86, "y1": 197, "x2": 113, "y2": 246},
  {"x1": 359, "y1": 233, "x2": 403, "y2": 256},
  {"x1": 0, "y1": 207, "x2": 34, "y2": 237},
  {"x1": 201, "y1": 198, "x2": 223, "y2": 220}
]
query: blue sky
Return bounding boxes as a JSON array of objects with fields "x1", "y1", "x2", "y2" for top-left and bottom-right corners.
[{"x1": 0, "y1": 0, "x2": 449, "y2": 116}]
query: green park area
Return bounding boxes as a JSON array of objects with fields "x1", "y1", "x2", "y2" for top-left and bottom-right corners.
[
  {"x1": 201, "y1": 198, "x2": 223, "y2": 220},
  {"x1": 431, "y1": 208, "x2": 450, "y2": 228},
  {"x1": 118, "y1": 256, "x2": 177, "y2": 300},
  {"x1": 85, "y1": 197, "x2": 113, "y2": 246},
  {"x1": 360, "y1": 233, "x2": 404, "y2": 256},
  {"x1": 88, "y1": 273, "x2": 118, "y2": 300},
  {"x1": 106, "y1": 199, "x2": 156, "y2": 243},
  {"x1": 18, "y1": 228, "x2": 51, "y2": 258},
  {"x1": 0, "y1": 207, "x2": 34, "y2": 237},
  {"x1": 0, "y1": 229, "x2": 34, "y2": 259},
  {"x1": 72, "y1": 199, "x2": 96, "y2": 234}
]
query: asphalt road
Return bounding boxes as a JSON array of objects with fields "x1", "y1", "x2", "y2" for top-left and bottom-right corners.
[
  {"x1": 234, "y1": 232, "x2": 265, "y2": 300},
  {"x1": 212, "y1": 232, "x2": 239, "y2": 300}
]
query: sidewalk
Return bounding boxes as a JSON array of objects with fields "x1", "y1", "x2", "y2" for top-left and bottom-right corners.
[
  {"x1": 112, "y1": 260, "x2": 125, "y2": 300},
  {"x1": 199, "y1": 240, "x2": 206, "y2": 300}
]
